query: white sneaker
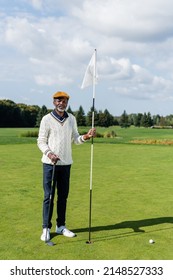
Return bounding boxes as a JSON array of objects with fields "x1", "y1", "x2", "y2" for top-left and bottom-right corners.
[
  {"x1": 40, "y1": 228, "x2": 50, "y2": 241},
  {"x1": 55, "y1": 225, "x2": 76, "y2": 237}
]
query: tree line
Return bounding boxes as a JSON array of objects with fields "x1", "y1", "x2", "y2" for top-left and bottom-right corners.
[{"x1": 1, "y1": 99, "x2": 173, "y2": 128}]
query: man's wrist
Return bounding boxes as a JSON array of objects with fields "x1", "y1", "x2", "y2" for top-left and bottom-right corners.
[
  {"x1": 83, "y1": 134, "x2": 90, "y2": 141},
  {"x1": 45, "y1": 149, "x2": 52, "y2": 156}
]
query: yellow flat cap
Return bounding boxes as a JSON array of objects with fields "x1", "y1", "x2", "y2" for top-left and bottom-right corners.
[{"x1": 53, "y1": 91, "x2": 70, "y2": 99}]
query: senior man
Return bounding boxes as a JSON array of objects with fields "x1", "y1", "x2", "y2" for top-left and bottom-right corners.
[{"x1": 37, "y1": 91, "x2": 96, "y2": 241}]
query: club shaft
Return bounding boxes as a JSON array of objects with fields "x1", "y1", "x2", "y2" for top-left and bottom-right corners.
[{"x1": 45, "y1": 164, "x2": 56, "y2": 243}]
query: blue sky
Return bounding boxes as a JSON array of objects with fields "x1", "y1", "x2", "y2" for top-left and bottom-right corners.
[{"x1": 1, "y1": 0, "x2": 173, "y2": 116}]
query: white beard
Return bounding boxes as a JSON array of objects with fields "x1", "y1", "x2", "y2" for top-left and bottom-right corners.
[
  {"x1": 56, "y1": 106, "x2": 66, "y2": 113},
  {"x1": 57, "y1": 108, "x2": 65, "y2": 112}
]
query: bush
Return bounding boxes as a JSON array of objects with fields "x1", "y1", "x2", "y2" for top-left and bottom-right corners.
[
  {"x1": 20, "y1": 131, "x2": 38, "y2": 138},
  {"x1": 104, "y1": 130, "x2": 117, "y2": 138},
  {"x1": 96, "y1": 132, "x2": 104, "y2": 138}
]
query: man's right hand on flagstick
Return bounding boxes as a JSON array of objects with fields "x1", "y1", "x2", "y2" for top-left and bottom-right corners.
[{"x1": 83, "y1": 128, "x2": 96, "y2": 140}]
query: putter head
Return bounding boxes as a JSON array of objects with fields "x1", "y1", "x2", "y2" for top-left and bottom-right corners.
[{"x1": 45, "y1": 240, "x2": 55, "y2": 246}]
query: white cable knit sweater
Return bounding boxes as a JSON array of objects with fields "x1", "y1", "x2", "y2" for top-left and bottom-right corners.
[{"x1": 37, "y1": 112, "x2": 85, "y2": 165}]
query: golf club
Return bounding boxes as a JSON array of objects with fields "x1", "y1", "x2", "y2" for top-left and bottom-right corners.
[{"x1": 45, "y1": 163, "x2": 56, "y2": 246}]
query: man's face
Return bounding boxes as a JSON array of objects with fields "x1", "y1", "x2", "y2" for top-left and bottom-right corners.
[{"x1": 53, "y1": 97, "x2": 68, "y2": 112}]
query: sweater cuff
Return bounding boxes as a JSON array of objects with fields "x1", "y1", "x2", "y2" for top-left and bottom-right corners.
[
  {"x1": 81, "y1": 135, "x2": 87, "y2": 142},
  {"x1": 44, "y1": 149, "x2": 52, "y2": 156}
]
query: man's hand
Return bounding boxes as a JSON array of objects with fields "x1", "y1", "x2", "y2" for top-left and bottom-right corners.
[
  {"x1": 83, "y1": 128, "x2": 96, "y2": 140},
  {"x1": 48, "y1": 153, "x2": 60, "y2": 164}
]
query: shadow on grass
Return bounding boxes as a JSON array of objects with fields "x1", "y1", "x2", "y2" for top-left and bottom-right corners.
[
  {"x1": 50, "y1": 217, "x2": 173, "y2": 242},
  {"x1": 72, "y1": 216, "x2": 173, "y2": 234}
]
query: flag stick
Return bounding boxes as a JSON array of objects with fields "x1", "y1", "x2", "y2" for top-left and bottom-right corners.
[{"x1": 86, "y1": 49, "x2": 97, "y2": 244}]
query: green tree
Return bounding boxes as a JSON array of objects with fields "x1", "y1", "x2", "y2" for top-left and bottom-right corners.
[
  {"x1": 164, "y1": 114, "x2": 173, "y2": 126},
  {"x1": 133, "y1": 113, "x2": 143, "y2": 127},
  {"x1": 159, "y1": 116, "x2": 167, "y2": 126},
  {"x1": 113, "y1": 116, "x2": 119, "y2": 125},
  {"x1": 76, "y1": 106, "x2": 86, "y2": 126},
  {"x1": 119, "y1": 110, "x2": 130, "y2": 128},
  {"x1": 146, "y1": 112, "x2": 153, "y2": 127},
  {"x1": 98, "y1": 109, "x2": 114, "y2": 127},
  {"x1": 0, "y1": 100, "x2": 21, "y2": 127},
  {"x1": 140, "y1": 112, "x2": 153, "y2": 127},
  {"x1": 67, "y1": 106, "x2": 74, "y2": 115},
  {"x1": 18, "y1": 104, "x2": 40, "y2": 127},
  {"x1": 86, "y1": 107, "x2": 99, "y2": 126},
  {"x1": 140, "y1": 113, "x2": 148, "y2": 127},
  {"x1": 35, "y1": 105, "x2": 48, "y2": 127}
]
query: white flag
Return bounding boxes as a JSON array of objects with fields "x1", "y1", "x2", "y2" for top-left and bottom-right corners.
[{"x1": 81, "y1": 50, "x2": 98, "y2": 89}]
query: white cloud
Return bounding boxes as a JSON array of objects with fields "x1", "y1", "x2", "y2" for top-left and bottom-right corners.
[
  {"x1": 34, "y1": 74, "x2": 73, "y2": 86},
  {"x1": 1, "y1": 0, "x2": 173, "y2": 115},
  {"x1": 29, "y1": 0, "x2": 43, "y2": 10},
  {"x1": 73, "y1": 0, "x2": 173, "y2": 42}
]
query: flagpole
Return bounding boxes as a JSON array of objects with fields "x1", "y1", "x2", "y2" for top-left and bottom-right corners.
[
  {"x1": 80, "y1": 49, "x2": 97, "y2": 244},
  {"x1": 87, "y1": 49, "x2": 97, "y2": 244}
]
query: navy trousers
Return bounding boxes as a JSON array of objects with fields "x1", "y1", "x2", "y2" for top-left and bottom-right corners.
[{"x1": 42, "y1": 163, "x2": 71, "y2": 229}]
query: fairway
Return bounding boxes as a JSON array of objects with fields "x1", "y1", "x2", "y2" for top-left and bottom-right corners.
[{"x1": 0, "y1": 127, "x2": 173, "y2": 260}]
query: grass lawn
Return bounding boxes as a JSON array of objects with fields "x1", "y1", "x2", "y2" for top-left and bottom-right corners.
[{"x1": 0, "y1": 127, "x2": 173, "y2": 260}]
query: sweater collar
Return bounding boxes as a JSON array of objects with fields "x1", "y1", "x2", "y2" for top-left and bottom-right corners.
[{"x1": 51, "y1": 110, "x2": 69, "y2": 123}]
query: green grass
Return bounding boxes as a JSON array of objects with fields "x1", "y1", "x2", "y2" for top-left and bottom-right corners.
[
  {"x1": 0, "y1": 128, "x2": 38, "y2": 145},
  {"x1": 1, "y1": 127, "x2": 173, "y2": 259}
]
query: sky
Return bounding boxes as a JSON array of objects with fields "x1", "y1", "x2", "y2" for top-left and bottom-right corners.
[{"x1": 1, "y1": 0, "x2": 173, "y2": 116}]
